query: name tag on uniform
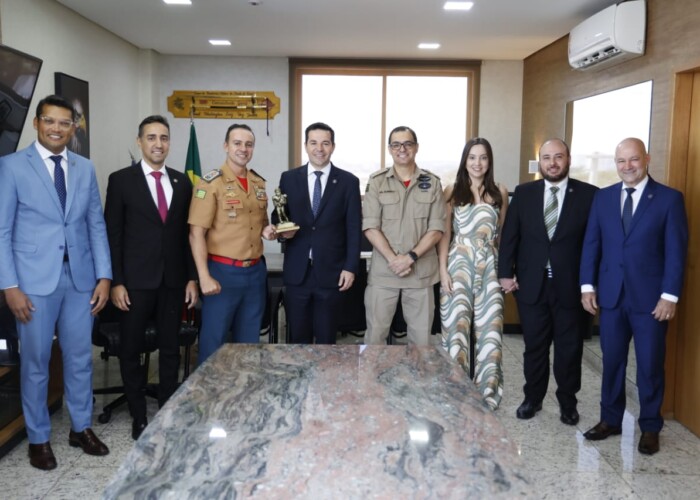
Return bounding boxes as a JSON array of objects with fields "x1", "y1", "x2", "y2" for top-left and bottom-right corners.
[{"x1": 226, "y1": 199, "x2": 241, "y2": 205}]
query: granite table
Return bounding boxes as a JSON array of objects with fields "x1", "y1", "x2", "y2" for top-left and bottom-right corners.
[{"x1": 104, "y1": 344, "x2": 532, "y2": 499}]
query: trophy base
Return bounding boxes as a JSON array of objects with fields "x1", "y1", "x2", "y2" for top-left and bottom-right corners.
[{"x1": 275, "y1": 222, "x2": 300, "y2": 233}]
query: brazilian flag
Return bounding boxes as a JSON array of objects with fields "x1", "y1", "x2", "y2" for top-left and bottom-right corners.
[{"x1": 185, "y1": 121, "x2": 201, "y2": 185}]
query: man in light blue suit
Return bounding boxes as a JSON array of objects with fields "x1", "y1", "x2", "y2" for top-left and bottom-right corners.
[
  {"x1": 0, "y1": 95, "x2": 112, "y2": 470},
  {"x1": 580, "y1": 138, "x2": 688, "y2": 456}
]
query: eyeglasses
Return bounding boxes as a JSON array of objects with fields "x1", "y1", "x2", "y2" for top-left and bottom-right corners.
[
  {"x1": 39, "y1": 116, "x2": 75, "y2": 130},
  {"x1": 389, "y1": 141, "x2": 416, "y2": 151}
]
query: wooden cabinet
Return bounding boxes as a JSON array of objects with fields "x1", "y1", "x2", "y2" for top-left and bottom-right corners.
[{"x1": 0, "y1": 341, "x2": 63, "y2": 458}]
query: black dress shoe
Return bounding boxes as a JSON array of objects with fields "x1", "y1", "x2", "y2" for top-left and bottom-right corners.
[
  {"x1": 560, "y1": 407, "x2": 579, "y2": 425},
  {"x1": 68, "y1": 428, "x2": 109, "y2": 456},
  {"x1": 516, "y1": 400, "x2": 542, "y2": 420},
  {"x1": 28, "y1": 442, "x2": 57, "y2": 471},
  {"x1": 132, "y1": 418, "x2": 148, "y2": 440},
  {"x1": 583, "y1": 421, "x2": 622, "y2": 441},
  {"x1": 638, "y1": 431, "x2": 660, "y2": 455}
]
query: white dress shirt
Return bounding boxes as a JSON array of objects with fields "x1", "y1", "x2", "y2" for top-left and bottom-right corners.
[{"x1": 141, "y1": 160, "x2": 173, "y2": 208}]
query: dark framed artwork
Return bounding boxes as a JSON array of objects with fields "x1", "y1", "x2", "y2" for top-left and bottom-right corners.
[{"x1": 54, "y1": 72, "x2": 90, "y2": 158}]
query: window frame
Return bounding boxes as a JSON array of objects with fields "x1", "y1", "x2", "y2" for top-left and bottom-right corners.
[{"x1": 289, "y1": 59, "x2": 481, "y2": 172}]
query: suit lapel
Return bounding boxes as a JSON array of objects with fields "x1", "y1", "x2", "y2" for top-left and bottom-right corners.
[
  {"x1": 628, "y1": 177, "x2": 656, "y2": 236},
  {"x1": 27, "y1": 147, "x2": 64, "y2": 216},
  {"x1": 298, "y1": 164, "x2": 313, "y2": 217},
  {"x1": 533, "y1": 180, "x2": 548, "y2": 238},
  {"x1": 165, "y1": 166, "x2": 183, "y2": 224},
  {"x1": 554, "y1": 180, "x2": 577, "y2": 239},
  {"x1": 133, "y1": 163, "x2": 163, "y2": 224},
  {"x1": 315, "y1": 164, "x2": 338, "y2": 219},
  {"x1": 64, "y1": 153, "x2": 81, "y2": 217}
]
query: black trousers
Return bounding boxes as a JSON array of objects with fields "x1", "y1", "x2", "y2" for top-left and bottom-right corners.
[
  {"x1": 285, "y1": 263, "x2": 343, "y2": 345},
  {"x1": 119, "y1": 286, "x2": 183, "y2": 419},
  {"x1": 516, "y1": 277, "x2": 585, "y2": 409}
]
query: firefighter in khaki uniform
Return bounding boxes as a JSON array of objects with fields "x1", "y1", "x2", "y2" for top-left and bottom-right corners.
[
  {"x1": 189, "y1": 124, "x2": 277, "y2": 364},
  {"x1": 363, "y1": 126, "x2": 446, "y2": 346}
]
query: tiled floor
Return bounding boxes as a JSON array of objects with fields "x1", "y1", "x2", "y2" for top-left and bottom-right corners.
[{"x1": 1, "y1": 332, "x2": 699, "y2": 499}]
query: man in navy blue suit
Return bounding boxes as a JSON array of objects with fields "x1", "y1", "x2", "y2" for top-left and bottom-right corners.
[
  {"x1": 274, "y1": 122, "x2": 362, "y2": 344},
  {"x1": 580, "y1": 138, "x2": 688, "y2": 455}
]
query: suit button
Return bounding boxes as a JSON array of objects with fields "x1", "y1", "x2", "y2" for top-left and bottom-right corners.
[{"x1": 312, "y1": 226, "x2": 316, "y2": 230}]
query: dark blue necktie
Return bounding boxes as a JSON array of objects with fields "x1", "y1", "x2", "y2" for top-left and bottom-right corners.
[
  {"x1": 51, "y1": 155, "x2": 66, "y2": 212},
  {"x1": 622, "y1": 187, "x2": 636, "y2": 235},
  {"x1": 312, "y1": 171, "x2": 323, "y2": 217}
]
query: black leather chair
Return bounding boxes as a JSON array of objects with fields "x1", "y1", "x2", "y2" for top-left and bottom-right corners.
[
  {"x1": 92, "y1": 302, "x2": 199, "y2": 423},
  {"x1": 0, "y1": 298, "x2": 19, "y2": 367}
]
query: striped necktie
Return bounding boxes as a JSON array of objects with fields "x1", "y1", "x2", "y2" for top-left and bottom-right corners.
[{"x1": 544, "y1": 186, "x2": 559, "y2": 240}]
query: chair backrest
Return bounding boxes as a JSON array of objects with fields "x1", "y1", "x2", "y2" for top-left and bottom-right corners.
[{"x1": 92, "y1": 301, "x2": 160, "y2": 355}]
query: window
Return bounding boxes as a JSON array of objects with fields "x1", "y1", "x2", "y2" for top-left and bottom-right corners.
[
  {"x1": 291, "y1": 60, "x2": 479, "y2": 189},
  {"x1": 567, "y1": 80, "x2": 653, "y2": 187}
]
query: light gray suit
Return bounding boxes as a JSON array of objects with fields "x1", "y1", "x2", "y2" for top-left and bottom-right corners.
[{"x1": 0, "y1": 142, "x2": 111, "y2": 443}]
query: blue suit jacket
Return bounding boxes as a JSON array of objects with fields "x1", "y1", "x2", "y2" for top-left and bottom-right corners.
[
  {"x1": 0, "y1": 143, "x2": 112, "y2": 295},
  {"x1": 275, "y1": 163, "x2": 362, "y2": 288},
  {"x1": 580, "y1": 177, "x2": 688, "y2": 311}
]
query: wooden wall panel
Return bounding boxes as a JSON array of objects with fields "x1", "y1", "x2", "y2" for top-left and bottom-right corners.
[
  {"x1": 672, "y1": 72, "x2": 700, "y2": 435},
  {"x1": 521, "y1": 0, "x2": 700, "y2": 184}
]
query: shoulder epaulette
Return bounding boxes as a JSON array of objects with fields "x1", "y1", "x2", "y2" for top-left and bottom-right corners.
[
  {"x1": 418, "y1": 168, "x2": 438, "y2": 178},
  {"x1": 249, "y1": 169, "x2": 266, "y2": 182},
  {"x1": 202, "y1": 169, "x2": 222, "y2": 183},
  {"x1": 369, "y1": 167, "x2": 390, "y2": 179}
]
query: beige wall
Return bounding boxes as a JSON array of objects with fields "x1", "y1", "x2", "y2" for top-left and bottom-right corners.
[
  {"x1": 478, "y1": 60, "x2": 523, "y2": 191},
  {"x1": 520, "y1": 0, "x2": 700, "y2": 183}
]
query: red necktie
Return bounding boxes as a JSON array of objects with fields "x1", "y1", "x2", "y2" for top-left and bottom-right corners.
[{"x1": 150, "y1": 171, "x2": 168, "y2": 223}]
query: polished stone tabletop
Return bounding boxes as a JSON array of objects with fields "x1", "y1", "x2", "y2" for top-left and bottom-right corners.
[{"x1": 103, "y1": 344, "x2": 532, "y2": 499}]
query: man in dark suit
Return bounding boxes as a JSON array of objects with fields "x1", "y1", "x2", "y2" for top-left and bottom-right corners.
[
  {"x1": 274, "y1": 122, "x2": 362, "y2": 344},
  {"x1": 0, "y1": 95, "x2": 111, "y2": 470},
  {"x1": 580, "y1": 138, "x2": 688, "y2": 455},
  {"x1": 498, "y1": 138, "x2": 597, "y2": 425},
  {"x1": 104, "y1": 115, "x2": 198, "y2": 440}
]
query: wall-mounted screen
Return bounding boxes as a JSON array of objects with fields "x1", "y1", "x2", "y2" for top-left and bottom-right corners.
[
  {"x1": 0, "y1": 44, "x2": 43, "y2": 157},
  {"x1": 567, "y1": 80, "x2": 653, "y2": 187}
]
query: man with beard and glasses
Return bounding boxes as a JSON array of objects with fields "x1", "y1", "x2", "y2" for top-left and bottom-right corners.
[{"x1": 498, "y1": 138, "x2": 597, "y2": 425}]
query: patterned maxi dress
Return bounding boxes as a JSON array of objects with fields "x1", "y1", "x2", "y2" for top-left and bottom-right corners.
[{"x1": 440, "y1": 203, "x2": 504, "y2": 410}]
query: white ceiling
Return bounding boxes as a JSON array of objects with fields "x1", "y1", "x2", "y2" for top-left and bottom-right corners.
[{"x1": 56, "y1": 0, "x2": 618, "y2": 60}]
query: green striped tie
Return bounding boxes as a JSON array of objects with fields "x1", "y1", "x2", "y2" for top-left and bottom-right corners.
[{"x1": 545, "y1": 186, "x2": 559, "y2": 240}]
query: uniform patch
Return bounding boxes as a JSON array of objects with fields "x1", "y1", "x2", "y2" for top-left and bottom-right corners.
[
  {"x1": 202, "y1": 169, "x2": 222, "y2": 183},
  {"x1": 195, "y1": 189, "x2": 207, "y2": 199},
  {"x1": 419, "y1": 182, "x2": 431, "y2": 189},
  {"x1": 418, "y1": 175, "x2": 430, "y2": 182}
]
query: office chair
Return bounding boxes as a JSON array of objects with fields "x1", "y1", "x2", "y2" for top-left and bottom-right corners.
[{"x1": 92, "y1": 302, "x2": 199, "y2": 424}]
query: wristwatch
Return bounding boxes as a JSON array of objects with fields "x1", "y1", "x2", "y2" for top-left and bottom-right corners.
[{"x1": 408, "y1": 251, "x2": 418, "y2": 262}]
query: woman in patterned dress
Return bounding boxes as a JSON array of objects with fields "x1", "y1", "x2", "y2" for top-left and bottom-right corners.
[{"x1": 439, "y1": 137, "x2": 509, "y2": 410}]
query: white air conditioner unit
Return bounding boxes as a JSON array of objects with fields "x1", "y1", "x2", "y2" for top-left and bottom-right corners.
[{"x1": 568, "y1": 0, "x2": 646, "y2": 71}]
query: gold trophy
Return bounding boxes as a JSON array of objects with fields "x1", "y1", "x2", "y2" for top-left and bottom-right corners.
[{"x1": 272, "y1": 188, "x2": 300, "y2": 233}]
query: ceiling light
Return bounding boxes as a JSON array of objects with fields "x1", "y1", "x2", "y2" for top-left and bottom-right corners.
[
  {"x1": 444, "y1": 1, "x2": 474, "y2": 11},
  {"x1": 209, "y1": 39, "x2": 232, "y2": 46},
  {"x1": 163, "y1": 0, "x2": 192, "y2": 5},
  {"x1": 418, "y1": 43, "x2": 441, "y2": 50}
]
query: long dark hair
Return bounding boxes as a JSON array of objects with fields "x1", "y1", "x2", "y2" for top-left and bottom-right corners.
[{"x1": 449, "y1": 137, "x2": 502, "y2": 208}]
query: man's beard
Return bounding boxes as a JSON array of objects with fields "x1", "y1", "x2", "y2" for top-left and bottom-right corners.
[{"x1": 540, "y1": 165, "x2": 569, "y2": 183}]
